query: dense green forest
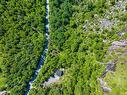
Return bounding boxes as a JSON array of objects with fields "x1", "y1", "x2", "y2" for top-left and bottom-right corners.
[
  {"x1": 0, "y1": 0, "x2": 46, "y2": 94},
  {"x1": 29, "y1": 0, "x2": 127, "y2": 95},
  {"x1": 0, "y1": 0, "x2": 127, "y2": 95},
  {"x1": 30, "y1": 0, "x2": 127, "y2": 95}
]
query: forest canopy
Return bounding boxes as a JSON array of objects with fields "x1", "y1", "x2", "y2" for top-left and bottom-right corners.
[
  {"x1": 0, "y1": 0, "x2": 46, "y2": 94},
  {"x1": 0, "y1": 0, "x2": 127, "y2": 95}
]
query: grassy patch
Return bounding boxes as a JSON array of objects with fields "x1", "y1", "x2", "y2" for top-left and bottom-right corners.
[
  {"x1": 104, "y1": 63, "x2": 127, "y2": 95},
  {"x1": 0, "y1": 77, "x2": 6, "y2": 90},
  {"x1": 0, "y1": 57, "x2": 7, "y2": 90}
]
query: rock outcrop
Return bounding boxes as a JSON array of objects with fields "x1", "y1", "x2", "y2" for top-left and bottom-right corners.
[
  {"x1": 0, "y1": 91, "x2": 7, "y2": 95},
  {"x1": 99, "y1": 40, "x2": 127, "y2": 94}
]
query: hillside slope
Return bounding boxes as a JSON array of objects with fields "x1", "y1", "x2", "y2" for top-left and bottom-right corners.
[
  {"x1": 0, "y1": 0, "x2": 127, "y2": 95},
  {"x1": 29, "y1": 0, "x2": 127, "y2": 95}
]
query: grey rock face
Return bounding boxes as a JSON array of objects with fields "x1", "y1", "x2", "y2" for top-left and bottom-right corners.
[
  {"x1": 100, "y1": 19, "x2": 113, "y2": 28},
  {"x1": 112, "y1": 40, "x2": 127, "y2": 47},
  {"x1": 98, "y1": 78, "x2": 106, "y2": 87},
  {"x1": 0, "y1": 91, "x2": 7, "y2": 95},
  {"x1": 109, "y1": 40, "x2": 127, "y2": 51},
  {"x1": 103, "y1": 87, "x2": 112, "y2": 93},
  {"x1": 106, "y1": 62, "x2": 116, "y2": 71}
]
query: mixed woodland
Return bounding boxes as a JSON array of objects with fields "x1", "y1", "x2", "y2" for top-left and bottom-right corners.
[
  {"x1": 0, "y1": 0, "x2": 127, "y2": 95},
  {"x1": 0, "y1": 0, "x2": 46, "y2": 94},
  {"x1": 30, "y1": 0, "x2": 127, "y2": 95}
]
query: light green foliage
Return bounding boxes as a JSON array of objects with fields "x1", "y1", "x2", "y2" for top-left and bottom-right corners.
[
  {"x1": 30, "y1": 0, "x2": 109, "y2": 95},
  {"x1": 30, "y1": 0, "x2": 127, "y2": 95},
  {"x1": 0, "y1": 0, "x2": 127, "y2": 94},
  {"x1": 104, "y1": 63, "x2": 127, "y2": 95}
]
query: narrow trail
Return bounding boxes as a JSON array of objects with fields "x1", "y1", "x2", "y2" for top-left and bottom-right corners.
[{"x1": 24, "y1": 0, "x2": 49, "y2": 94}]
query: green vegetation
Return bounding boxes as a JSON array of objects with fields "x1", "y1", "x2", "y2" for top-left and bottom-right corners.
[
  {"x1": 29, "y1": 0, "x2": 127, "y2": 95},
  {"x1": 104, "y1": 63, "x2": 127, "y2": 95},
  {"x1": 103, "y1": 37, "x2": 127, "y2": 95},
  {"x1": 0, "y1": 0, "x2": 127, "y2": 95},
  {"x1": 0, "y1": 0, "x2": 46, "y2": 94}
]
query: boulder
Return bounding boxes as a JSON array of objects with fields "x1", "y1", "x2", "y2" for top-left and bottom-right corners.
[
  {"x1": 98, "y1": 78, "x2": 106, "y2": 86},
  {"x1": 112, "y1": 40, "x2": 127, "y2": 47},
  {"x1": 109, "y1": 40, "x2": 127, "y2": 51},
  {"x1": 0, "y1": 91, "x2": 7, "y2": 95},
  {"x1": 103, "y1": 87, "x2": 112, "y2": 93}
]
